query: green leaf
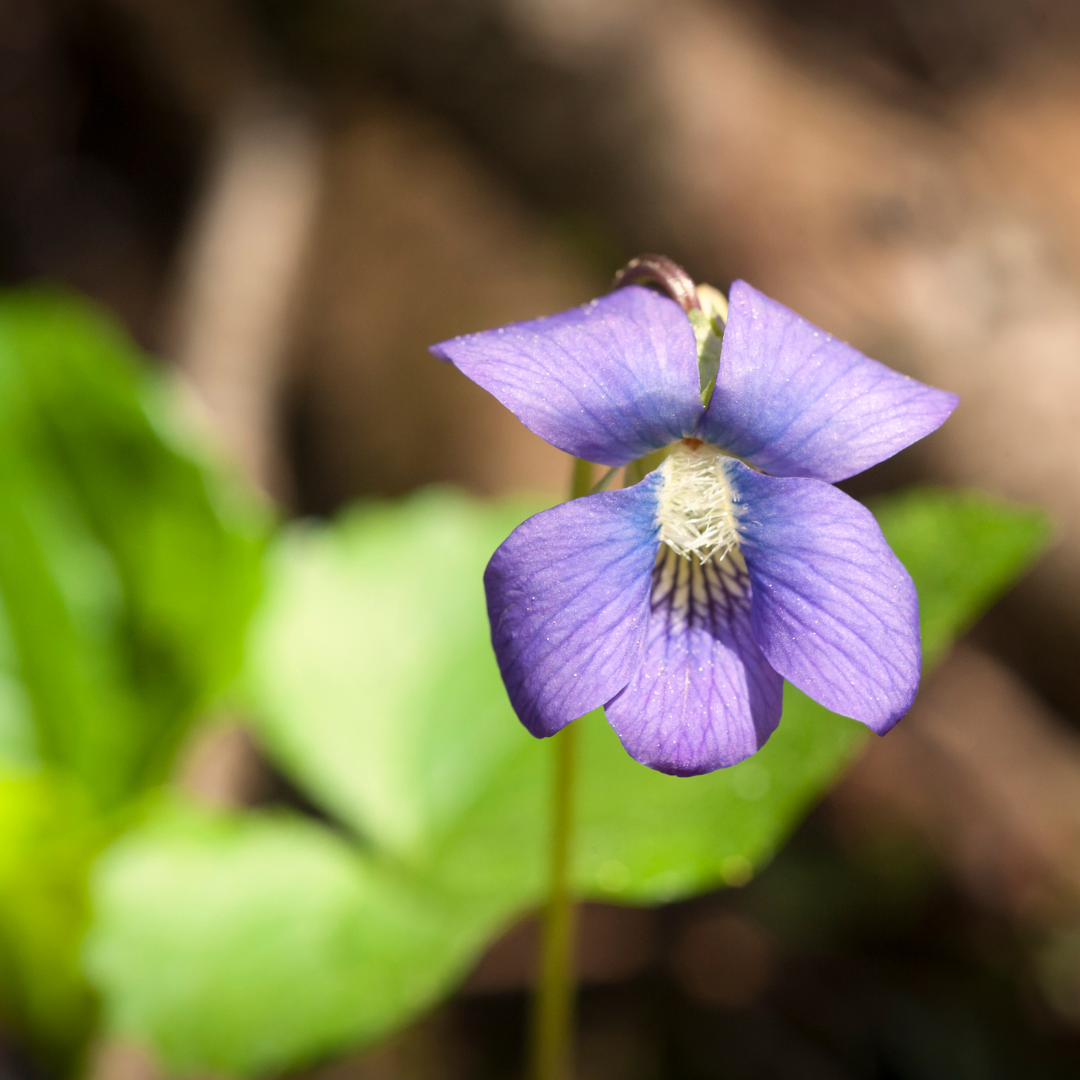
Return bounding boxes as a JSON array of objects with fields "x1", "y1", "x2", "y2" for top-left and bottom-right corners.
[
  {"x1": 0, "y1": 291, "x2": 266, "y2": 805},
  {"x1": 0, "y1": 290, "x2": 271, "y2": 1072},
  {"x1": 84, "y1": 802, "x2": 499, "y2": 1078},
  {"x1": 0, "y1": 770, "x2": 109, "y2": 1074},
  {"x1": 90, "y1": 484, "x2": 1047, "y2": 1076},
  {"x1": 246, "y1": 488, "x2": 542, "y2": 861}
]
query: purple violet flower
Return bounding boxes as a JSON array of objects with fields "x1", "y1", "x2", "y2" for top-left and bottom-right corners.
[{"x1": 431, "y1": 279, "x2": 958, "y2": 776}]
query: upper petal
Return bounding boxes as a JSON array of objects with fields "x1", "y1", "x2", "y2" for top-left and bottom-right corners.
[
  {"x1": 604, "y1": 546, "x2": 783, "y2": 775},
  {"x1": 432, "y1": 286, "x2": 703, "y2": 467},
  {"x1": 698, "y1": 281, "x2": 958, "y2": 481},
  {"x1": 484, "y1": 475, "x2": 663, "y2": 737},
  {"x1": 731, "y1": 462, "x2": 920, "y2": 732}
]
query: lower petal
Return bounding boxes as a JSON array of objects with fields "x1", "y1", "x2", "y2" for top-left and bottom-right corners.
[
  {"x1": 604, "y1": 546, "x2": 783, "y2": 775},
  {"x1": 730, "y1": 462, "x2": 920, "y2": 733},
  {"x1": 484, "y1": 475, "x2": 662, "y2": 737}
]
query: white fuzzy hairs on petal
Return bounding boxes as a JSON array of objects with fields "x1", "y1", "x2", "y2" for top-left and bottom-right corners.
[{"x1": 656, "y1": 440, "x2": 740, "y2": 564}]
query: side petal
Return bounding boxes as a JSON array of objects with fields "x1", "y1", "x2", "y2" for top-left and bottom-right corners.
[
  {"x1": 432, "y1": 286, "x2": 703, "y2": 467},
  {"x1": 731, "y1": 462, "x2": 919, "y2": 732},
  {"x1": 484, "y1": 475, "x2": 663, "y2": 737},
  {"x1": 698, "y1": 281, "x2": 958, "y2": 482},
  {"x1": 604, "y1": 546, "x2": 783, "y2": 775}
]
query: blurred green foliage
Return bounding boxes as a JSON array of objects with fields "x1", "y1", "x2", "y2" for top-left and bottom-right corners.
[
  {"x1": 0, "y1": 292, "x2": 266, "y2": 1073},
  {"x1": 87, "y1": 803, "x2": 484, "y2": 1077},
  {"x1": 86, "y1": 484, "x2": 1049, "y2": 1077},
  {"x1": 0, "y1": 295, "x2": 265, "y2": 806},
  {"x1": 0, "y1": 772, "x2": 104, "y2": 1070}
]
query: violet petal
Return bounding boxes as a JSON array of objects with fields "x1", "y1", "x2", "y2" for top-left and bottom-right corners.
[
  {"x1": 698, "y1": 281, "x2": 958, "y2": 482},
  {"x1": 731, "y1": 461, "x2": 920, "y2": 733},
  {"x1": 484, "y1": 475, "x2": 663, "y2": 737},
  {"x1": 604, "y1": 546, "x2": 783, "y2": 775},
  {"x1": 432, "y1": 286, "x2": 703, "y2": 467}
]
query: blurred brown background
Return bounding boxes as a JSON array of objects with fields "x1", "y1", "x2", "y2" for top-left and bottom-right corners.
[{"x1": 11, "y1": 0, "x2": 1080, "y2": 1076}]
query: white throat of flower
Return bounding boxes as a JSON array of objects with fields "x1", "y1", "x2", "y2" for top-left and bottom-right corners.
[{"x1": 656, "y1": 440, "x2": 739, "y2": 563}]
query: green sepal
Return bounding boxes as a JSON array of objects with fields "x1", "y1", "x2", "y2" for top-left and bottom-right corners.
[
  {"x1": 690, "y1": 284, "x2": 728, "y2": 406},
  {"x1": 688, "y1": 308, "x2": 722, "y2": 406}
]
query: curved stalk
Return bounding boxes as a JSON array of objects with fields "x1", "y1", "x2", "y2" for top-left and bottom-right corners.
[{"x1": 529, "y1": 456, "x2": 591, "y2": 1080}]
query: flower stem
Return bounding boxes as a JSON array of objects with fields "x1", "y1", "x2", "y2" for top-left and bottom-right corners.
[
  {"x1": 531, "y1": 720, "x2": 578, "y2": 1080},
  {"x1": 529, "y1": 456, "x2": 591, "y2": 1080},
  {"x1": 570, "y1": 456, "x2": 593, "y2": 501}
]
